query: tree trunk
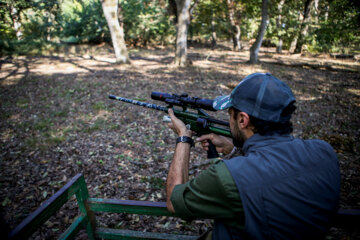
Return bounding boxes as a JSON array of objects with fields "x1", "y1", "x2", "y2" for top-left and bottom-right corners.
[
  {"x1": 324, "y1": 4, "x2": 329, "y2": 21},
  {"x1": 101, "y1": 0, "x2": 130, "y2": 64},
  {"x1": 211, "y1": 10, "x2": 217, "y2": 48},
  {"x1": 225, "y1": 0, "x2": 241, "y2": 51},
  {"x1": 289, "y1": 9, "x2": 303, "y2": 53},
  {"x1": 117, "y1": 1, "x2": 124, "y2": 28},
  {"x1": 174, "y1": 0, "x2": 192, "y2": 66},
  {"x1": 294, "y1": 0, "x2": 315, "y2": 53},
  {"x1": 249, "y1": 0, "x2": 268, "y2": 64},
  {"x1": 314, "y1": 0, "x2": 319, "y2": 24},
  {"x1": 9, "y1": 5, "x2": 22, "y2": 40},
  {"x1": 276, "y1": 0, "x2": 285, "y2": 53}
]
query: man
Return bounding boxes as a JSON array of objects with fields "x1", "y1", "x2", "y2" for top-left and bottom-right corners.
[{"x1": 166, "y1": 73, "x2": 340, "y2": 239}]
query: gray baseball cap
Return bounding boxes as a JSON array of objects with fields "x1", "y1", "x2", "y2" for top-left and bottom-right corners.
[{"x1": 213, "y1": 73, "x2": 296, "y2": 123}]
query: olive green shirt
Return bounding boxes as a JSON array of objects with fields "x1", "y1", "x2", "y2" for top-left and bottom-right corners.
[{"x1": 170, "y1": 160, "x2": 245, "y2": 228}]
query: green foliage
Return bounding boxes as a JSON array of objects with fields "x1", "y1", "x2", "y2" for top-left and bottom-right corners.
[
  {"x1": 0, "y1": 14, "x2": 15, "y2": 40},
  {"x1": 265, "y1": 0, "x2": 303, "y2": 48},
  {"x1": 0, "y1": 38, "x2": 60, "y2": 56},
  {"x1": 60, "y1": 0, "x2": 109, "y2": 43},
  {"x1": 265, "y1": 0, "x2": 360, "y2": 53},
  {"x1": 120, "y1": 0, "x2": 175, "y2": 46},
  {"x1": 240, "y1": 0, "x2": 262, "y2": 39},
  {"x1": 311, "y1": 0, "x2": 360, "y2": 53},
  {"x1": 0, "y1": 0, "x2": 32, "y2": 39},
  {"x1": 190, "y1": 0, "x2": 227, "y2": 41},
  {"x1": 0, "y1": 0, "x2": 359, "y2": 55}
]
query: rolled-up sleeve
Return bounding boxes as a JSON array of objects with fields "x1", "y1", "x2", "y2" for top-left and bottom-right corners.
[
  {"x1": 170, "y1": 184, "x2": 195, "y2": 220},
  {"x1": 170, "y1": 160, "x2": 244, "y2": 222}
]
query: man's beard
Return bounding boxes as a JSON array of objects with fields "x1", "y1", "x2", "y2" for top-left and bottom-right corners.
[{"x1": 231, "y1": 123, "x2": 247, "y2": 148}]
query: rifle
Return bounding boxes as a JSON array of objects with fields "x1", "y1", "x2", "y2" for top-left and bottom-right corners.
[{"x1": 108, "y1": 92, "x2": 231, "y2": 158}]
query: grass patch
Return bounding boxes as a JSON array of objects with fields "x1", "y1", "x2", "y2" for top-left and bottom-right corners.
[
  {"x1": 146, "y1": 140, "x2": 153, "y2": 146},
  {"x1": 92, "y1": 101, "x2": 106, "y2": 111},
  {"x1": 51, "y1": 109, "x2": 69, "y2": 118},
  {"x1": 109, "y1": 123, "x2": 120, "y2": 130},
  {"x1": 59, "y1": 89, "x2": 78, "y2": 100},
  {"x1": 62, "y1": 126, "x2": 74, "y2": 135},
  {"x1": 0, "y1": 39, "x2": 61, "y2": 56},
  {"x1": 16, "y1": 98, "x2": 30, "y2": 108},
  {"x1": 48, "y1": 135, "x2": 66, "y2": 145},
  {"x1": 25, "y1": 137, "x2": 40, "y2": 149},
  {"x1": 0, "y1": 112, "x2": 11, "y2": 120},
  {"x1": 115, "y1": 154, "x2": 126, "y2": 160},
  {"x1": 34, "y1": 119, "x2": 53, "y2": 131},
  {"x1": 141, "y1": 176, "x2": 165, "y2": 190},
  {"x1": 17, "y1": 122, "x2": 33, "y2": 132},
  {"x1": 82, "y1": 118, "x2": 107, "y2": 133},
  {"x1": 24, "y1": 135, "x2": 66, "y2": 150}
]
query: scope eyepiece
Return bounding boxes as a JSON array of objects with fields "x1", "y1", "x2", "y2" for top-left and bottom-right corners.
[{"x1": 151, "y1": 92, "x2": 173, "y2": 101}]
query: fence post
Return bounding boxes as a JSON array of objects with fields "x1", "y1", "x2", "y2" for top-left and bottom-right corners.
[{"x1": 75, "y1": 175, "x2": 97, "y2": 240}]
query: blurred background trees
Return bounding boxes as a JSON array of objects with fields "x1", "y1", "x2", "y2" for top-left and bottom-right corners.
[{"x1": 0, "y1": 0, "x2": 359, "y2": 57}]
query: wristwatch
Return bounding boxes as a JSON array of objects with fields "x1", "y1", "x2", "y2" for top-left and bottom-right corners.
[{"x1": 176, "y1": 136, "x2": 194, "y2": 147}]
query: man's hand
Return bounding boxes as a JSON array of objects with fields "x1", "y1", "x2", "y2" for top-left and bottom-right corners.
[
  {"x1": 196, "y1": 134, "x2": 234, "y2": 155},
  {"x1": 167, "y1": 108, "x2": 192, "y2": 137}
]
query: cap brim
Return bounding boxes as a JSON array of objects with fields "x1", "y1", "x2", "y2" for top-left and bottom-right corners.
[{"x1": 213, "y1": 95, "x2": 232, "y2": 110}]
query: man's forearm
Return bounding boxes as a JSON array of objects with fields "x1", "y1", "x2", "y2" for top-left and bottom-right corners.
[{"x1": 166, "y1": 142, "x2": 191, "y2": 212}]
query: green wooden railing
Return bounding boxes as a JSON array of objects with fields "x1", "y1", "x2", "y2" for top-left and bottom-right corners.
[
  {"x1": 8, "y1": 173, "x2": 360, "y2": 240},
  {"x1": 7, "y1": 173, "x2": 197, "y2": 240}
]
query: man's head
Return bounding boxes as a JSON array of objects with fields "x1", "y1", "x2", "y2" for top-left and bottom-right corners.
[{"x1": 214, "y1": 73, "x2": 296, "y2": 143}]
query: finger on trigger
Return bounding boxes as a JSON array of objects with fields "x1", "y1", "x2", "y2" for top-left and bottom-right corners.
[{"x1": 196, "y1": 134, "x2": 209, "y2": 142}]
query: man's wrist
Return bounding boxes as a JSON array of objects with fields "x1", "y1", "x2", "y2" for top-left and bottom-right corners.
[
  {"x1": 224, "y1": 145, "x2": 235, "y2": 155},
  {"x1": 176, "y1": 136, "x2": 194, "y2": 147},
  {"x1": 179, "y1": 130, "x2": 192, "y2": 138}
]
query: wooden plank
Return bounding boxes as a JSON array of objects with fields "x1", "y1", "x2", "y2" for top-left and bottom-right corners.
[
  {"x1": 58, "y1": 215, "x2": 87, "y2": 240},
  {"x1": 8, "y1": 174, "x2": 84, "y2": 240},
  {"x1": 96, "y1": 228, "x2": 198, "y2": 240},
  {"x1": 88, "y1": 198, "x2": 174, "y2": 216}
]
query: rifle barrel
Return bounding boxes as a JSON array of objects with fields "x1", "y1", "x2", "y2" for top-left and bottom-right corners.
[{"x1": 109, "y1": 95, "x2": 168, "y2": 112}]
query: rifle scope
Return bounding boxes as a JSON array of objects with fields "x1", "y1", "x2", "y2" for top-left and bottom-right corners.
[{"x1": 151, "y1": 92, "x2": 216, "y2": 112}]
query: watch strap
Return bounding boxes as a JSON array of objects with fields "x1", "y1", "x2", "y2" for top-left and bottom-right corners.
[{"x1": 176, "y1": 136, "x2": 194, "y2": 147}]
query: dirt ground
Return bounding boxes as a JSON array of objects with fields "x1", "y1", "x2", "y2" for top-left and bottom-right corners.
[{"x1": 1, "y1": 43, "x2": 359, "y2": 239}]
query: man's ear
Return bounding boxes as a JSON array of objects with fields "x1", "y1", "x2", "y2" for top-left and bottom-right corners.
[{"x1": 237, "y1": 112, "x2": 250, "y2": 129}]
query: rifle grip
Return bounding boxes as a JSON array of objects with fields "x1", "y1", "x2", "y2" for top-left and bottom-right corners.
[{"x1": 207, "y1": 140, "x2": 219, "y2": 159}]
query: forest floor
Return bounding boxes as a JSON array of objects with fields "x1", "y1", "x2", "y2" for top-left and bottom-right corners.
[{"x1": 1, "y1": 43, "x2": 359, "y2": 239}]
